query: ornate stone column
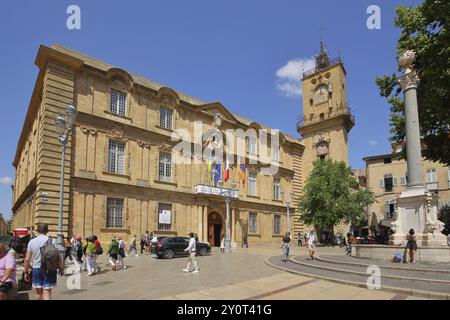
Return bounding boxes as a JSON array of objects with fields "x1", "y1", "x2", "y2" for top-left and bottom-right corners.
[
  {"x1": 389, "y1": 51, "x2": 447, "y2": 249},
  {"x1": 398, "y1": 51, "x2": 423, "y2": 189}
]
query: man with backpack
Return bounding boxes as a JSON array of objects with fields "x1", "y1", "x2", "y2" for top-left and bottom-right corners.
[
  {"x1": 108, "y1": 236, "x2": 119, "y2": 271},
  {"x1": 71, "y1": 236, "x2": 83, "y2": 273},
  {"x1": 23, "y1": 223, "x2": 63, "y2": 300}
]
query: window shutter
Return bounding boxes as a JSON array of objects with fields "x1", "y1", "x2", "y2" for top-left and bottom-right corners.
[
  {"x1": 393, "y1": 176, "x2": 398, "y2": 186},
  {"x1": 379, "y1": 178, "x2": 384, "y2": 188},
  {"x1": 400, "y1": 176, "x2": 407, "y2": 186}
]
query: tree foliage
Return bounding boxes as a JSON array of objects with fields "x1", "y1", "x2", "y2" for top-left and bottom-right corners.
[
  {"x1": 375, "y1": 0, "x2": 450, "y2": 165},
  {"x1": 298, "y1": 160, "x2": 375, "y2": 230},
  {"x1": 438, "y1": 204, "x2": 450, "y2": 232}
]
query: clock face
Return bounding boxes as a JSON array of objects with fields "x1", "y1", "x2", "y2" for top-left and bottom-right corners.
[
  {"x1": 313, "y1": 85, "x2": 329, "y2": 105},
  {"x1": 317, "y1": 143, "x2": 328, "y2": 156}
]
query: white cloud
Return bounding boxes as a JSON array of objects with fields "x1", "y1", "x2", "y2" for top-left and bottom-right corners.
[
  {"x1": 368, "y1": 140, "x2": 377, "y2": 146},
  {"x1": 275, "y1": 58, "x2": 315, "y2": 97},
  {"x1": 0, "y1": 177, "x2": 12, "y2": 185}
]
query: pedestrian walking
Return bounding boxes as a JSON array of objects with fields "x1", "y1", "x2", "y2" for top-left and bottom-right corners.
[
  {"x1": 23, "y1": 223, "x2": 63, "y2": 300},
  {"x1": 0, "y1": 241, "x2": 16, "y2": 300},
  {"x1": 83, "y1": 237, "x2": 97, "y2": 276},
  {"x1": 128, "y1": 235, "x2": 138, "y2": 257},
  {"x1": 241, "y1": 234, "x2": 248, "y2": 248},
  {"x1": 307, "y1": 229, "x2": 316, "y2": 260},
  {"x1": 92, "y1": 235, "x2": 102, "y2": 273},
  {"x1": 346, "y1": 232, "x2": 355, "y2": 256},
  {"x1": 71, "y1": 236, "x2": 83, "y2": 274},
  {"x1": 140, "y1": 232, "x2": 147, "y2": 254},
  {"x1": 297, "y1": 232, "x2": 302, "y2": 246},
  {"x1": 117, "y1": 236, "x2": 127, "y2": 269},
  {"x1": 220, "y1": 238, "x2": 225, "y2": 253},
  {"x1": 183, "y1": 232, "x2": 199, "y2": 273},
  {"x1": 281, "y1": 232, "x2": 291, "y2": 262},
  {"x1": 64, "y1": 237, "x2": 73, "y2": 263},
  {"x1": 108, "y1": 236, "x2": 119, "y2": 271},
  {"x1": 405, "y1": 229, "x2": 417, "y2": 264}
]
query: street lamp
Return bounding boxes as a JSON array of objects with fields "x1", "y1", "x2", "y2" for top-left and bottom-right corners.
[
  {"x1": 218, "y1": 180, "x2": 237, "y2": 252},
  {"x1": 281, "y1": 189, "x2": 295, "y2": 235},
  {"x1": 55, "y1": 102, "x2": 77, "y2": 268}
]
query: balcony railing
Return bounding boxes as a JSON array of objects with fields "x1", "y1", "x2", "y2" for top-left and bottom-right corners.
[
  {"x1": 302, "y1": 57, "x2": 343, "y2": 79},
  {"x1": 297, "y1": 103, "x2": 355, "y2": 131}
]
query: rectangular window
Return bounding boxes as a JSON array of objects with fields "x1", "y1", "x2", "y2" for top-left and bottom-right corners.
[
  {"x1": 384, "y1": 174, "x2": 393, "y2": 192},
  {"x1": 247, "y1": 137, "x2": 257, "y2": 155},
  {"x1": 384, "y1": 200, "x2": 395, "y2": 219},
  {"x1": 384, "y1": 157, "x2": 392, "y2": 164},
  {"x1": 249, "y1": 212, "x2": 257, "y2": 234},
  {"x1": 110, "y1": 89, "x2": 127, "y2": 116},
  {"x1": 273, "y1": 178, "x2": 281, "y2": 200},
  {"x1": 106, "y1": 198, "x2": 124, "y2": 228},
  {"x1": 158, "y1": 203, "x2": 172, "y2": 231},
  {"x1": 248, "y1": 173, "x2": 257, "y2": 196},
  {"x1": 159, "y1": 152, "x2": 172, "y2": 182},
  {"x1": 426, "y1": 168, "x2": 438, "y2": 190},
  {"x1": 159, "y1": 107, "x2": 173, "y2": 130},
  {"x1": 272, "y1": 144, "x2": 280, "y2": 162},
  {"x1": 108, "y1": 140, "x2": 125, "y2": 174},
  {"x1": 273, "y1": 215, "x2": 281, "y2": 235}
]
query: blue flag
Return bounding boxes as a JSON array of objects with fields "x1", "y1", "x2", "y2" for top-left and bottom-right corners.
[{"x1": 214, "y1": 162, "x2": 221, "y2": 183}]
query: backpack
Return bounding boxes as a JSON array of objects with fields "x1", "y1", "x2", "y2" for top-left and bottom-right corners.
[
  {"x1": 109, "y1": 241, "x2": 119, "y2": 255},
  {"x1": 96, "y1": 246, "x2": 103, "y2": 255},
  {"x1": 40, "y1": 237, "x2": 59, "y2": 274}
]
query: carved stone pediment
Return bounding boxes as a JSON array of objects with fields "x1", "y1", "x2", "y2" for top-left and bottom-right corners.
[
  {"x1": 109, "y1": 126, "x2": 125, "y2": 139},
  {"x1": 137, "y1": 140, "x2": 150, "y2": 149}
]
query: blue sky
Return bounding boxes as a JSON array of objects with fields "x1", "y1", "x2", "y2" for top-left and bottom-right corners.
[{"x1": 0, "y1": 0, "x2": 421, "y2": 220}]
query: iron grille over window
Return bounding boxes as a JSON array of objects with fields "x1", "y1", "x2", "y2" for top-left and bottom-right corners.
[
  {"x1": 159, "y1": 152, "x2": 172, "y2": 182},
  {"x1": 108, "y1": 140, "x2": 125, "y2": 174},
  {"x1": 249, "y1": 212, "x2": 257, "y2": 234},
  {"x1": 160, "y1": 107, "x2": 173, "y2": 129},
  {"x1": 106, "y1": 198, "x2": 124, "y2": 228},
  {"x1": 110, "y1": 90, "x2": 127, "y2": 116},
  {"x1": 273, "y1": 215, "x2": 281, "y2": 235}
]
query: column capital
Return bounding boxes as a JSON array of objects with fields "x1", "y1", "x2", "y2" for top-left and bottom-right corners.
[{"x1": 399, "y1": 70, "x2": 420, "y2": 91}]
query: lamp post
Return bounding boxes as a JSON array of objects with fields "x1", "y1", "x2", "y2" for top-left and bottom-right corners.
[
  {"x1": 218, "y1": 180, "x2": 237, "y2": 252},
  {"x1": 281, "y1": 189, "x2": 295, "y2": 235},
  {"x1": 55, "y1": 103, "x2": 77, "y2": 268}
]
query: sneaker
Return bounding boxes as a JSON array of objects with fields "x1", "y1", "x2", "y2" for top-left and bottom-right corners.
[
  {"x1": 192, "y1": 270, "x2": 199, "y2": 273},
  {"x1": 135, "y1": 254, "x2": 139, "y2": 257},
  {"x1": 182, "y1": 268, "x2": 190, "y2": 272},
  {"x1": 123, "y1": 266, "x2": 127, "y2": 269}
]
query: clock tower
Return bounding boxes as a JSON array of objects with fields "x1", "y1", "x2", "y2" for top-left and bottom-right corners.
[{"x1": 297, "y1": 42, "x2": 355, "y2": 183}]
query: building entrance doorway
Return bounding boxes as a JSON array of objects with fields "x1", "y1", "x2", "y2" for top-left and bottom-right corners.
[{"x1": 208, "y1": 211, "x2": 223, "y2": 247}]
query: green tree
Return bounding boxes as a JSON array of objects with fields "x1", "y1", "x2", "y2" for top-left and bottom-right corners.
[
  {"x1": 375, "y1": 0, "x2": 450, "y2": 165},
  {"x1": 298, "y1": 160, "x2": 375, "y2": 231},
  {"x1": 438, "y1": 204, "x2": 450, "y2": 232}
]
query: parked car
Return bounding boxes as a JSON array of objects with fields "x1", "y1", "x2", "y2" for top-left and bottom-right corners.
[
  {"x1": 150, "y1": 236, "x2": 167, "y2": 252},
  {"x1": 153, "y1": 236, "x2": 211, "y2": 259}
]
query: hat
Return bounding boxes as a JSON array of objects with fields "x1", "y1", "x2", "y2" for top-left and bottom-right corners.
[
  {"x1": 76, "y1": 236, "x2": 81, "y2": 241},
  {"x1": 118, "y1": 236, "x2": 123, "y2": 240}
]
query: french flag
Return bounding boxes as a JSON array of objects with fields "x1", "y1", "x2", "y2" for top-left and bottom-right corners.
[{"x1": 224, "y1": 160, "x2": 230, "y2": 182}]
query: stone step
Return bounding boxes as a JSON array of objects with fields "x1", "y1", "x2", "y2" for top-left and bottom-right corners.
[{"x1": 265, "y1": 255, "x2": 450, "y2": 299}]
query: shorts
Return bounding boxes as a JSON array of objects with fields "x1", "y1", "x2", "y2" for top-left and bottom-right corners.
[
  {"x1": 119, "y1": 248, "x2": 125, "y2": 258},
  {"x1": 109, "y1": 253, "x2": 118, "y2": 260},
  {"x1": 0, "y1": 281, "x2": 13, "y2": 293},
  {"x1": 308, "y1": 244, "x2": 315, "y2": 251},
  {"x1": 32, "y1": 268, "x2": 57, "y2": 289},
  {"x1": 405, "y1": 241, "x2": 417, "y2": 251}
]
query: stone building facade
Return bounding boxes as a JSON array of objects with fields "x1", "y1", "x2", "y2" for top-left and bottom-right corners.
[
  {"x1": 0, "y1": 214, "x2": 8, "y2": 236},
  {"x1": 364, "y1": 143, "x2": 450, "y2": 229},
  {"x1": 11, "y1": 44, "x2": 309, "y2": 245}
]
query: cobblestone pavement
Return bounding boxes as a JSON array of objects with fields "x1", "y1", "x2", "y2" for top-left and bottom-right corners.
[{"x1": 19, "y1": 244, "x2": 425, "y2": 300}]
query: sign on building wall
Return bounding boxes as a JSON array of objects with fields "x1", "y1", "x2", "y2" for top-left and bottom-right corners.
[
  {"x1": 194, "y1": 185, "x2": 238, "y2": 198},
  {"x1": 159, "y1": 209, "x2": 171, "y2": 225}
]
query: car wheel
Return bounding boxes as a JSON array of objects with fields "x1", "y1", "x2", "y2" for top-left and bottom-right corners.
[
  {"x1": 163, "y1": 249, "x2": 174, "y2": 259},
  {"x1": 199, "y1": 247, "x2": 208, "y2": 256}
]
